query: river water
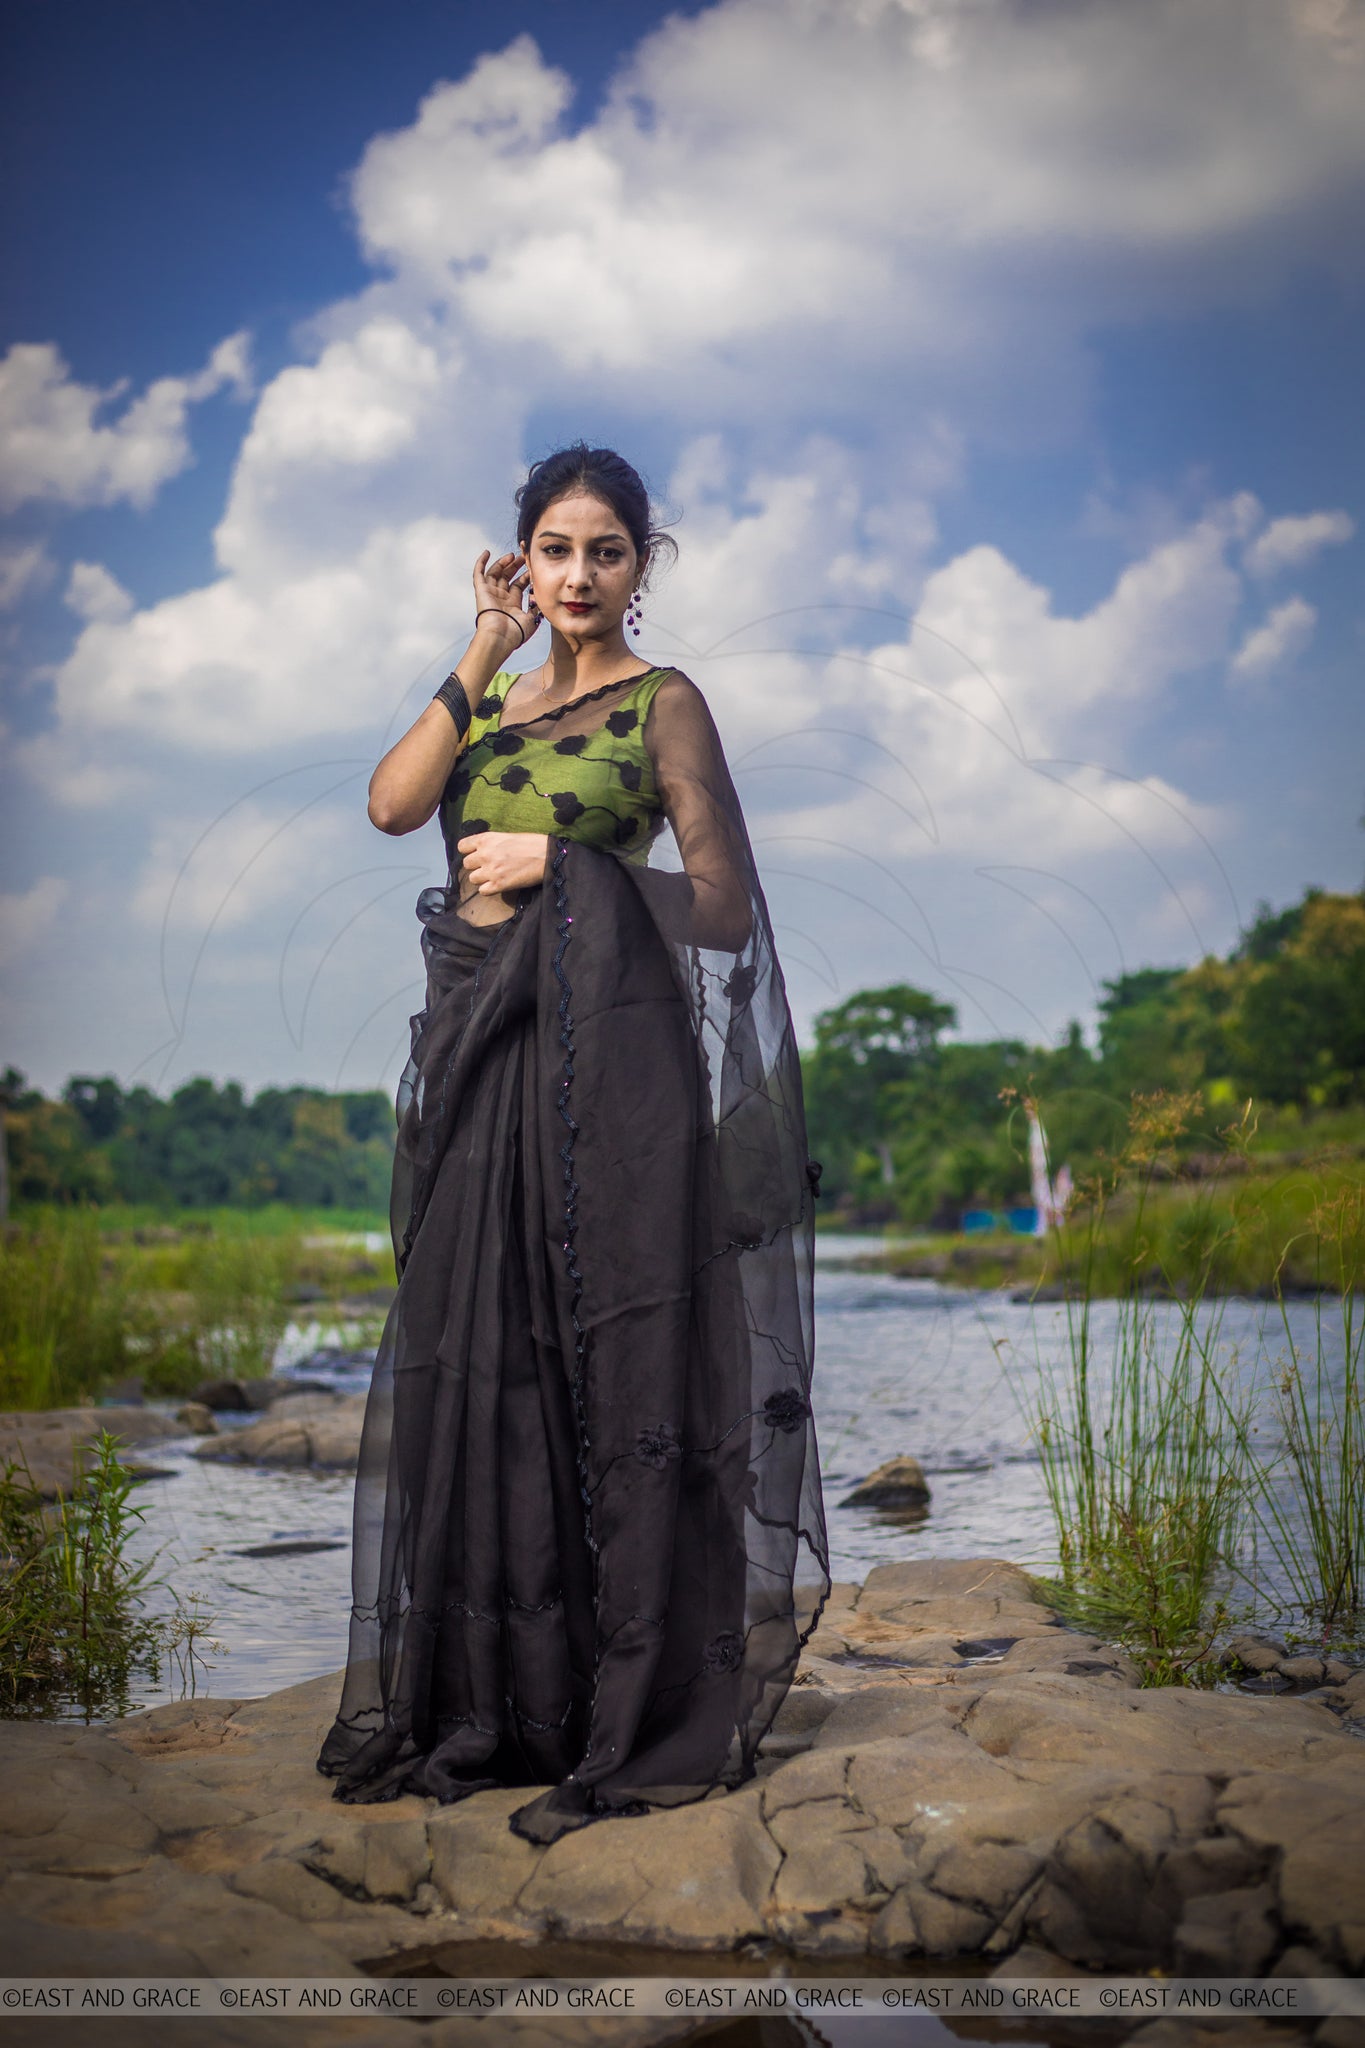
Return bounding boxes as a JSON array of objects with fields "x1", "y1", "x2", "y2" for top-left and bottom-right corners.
[{"x1": 116, "y1": 1235, "x2": 1345, "y2": 1712}]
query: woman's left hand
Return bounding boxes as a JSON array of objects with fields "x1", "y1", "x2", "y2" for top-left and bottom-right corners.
[{"x1": 457, "y1": 831, "x2": 552, "y2": 894}]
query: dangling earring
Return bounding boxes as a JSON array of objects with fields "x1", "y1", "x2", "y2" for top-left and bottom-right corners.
[{"x1": 626, "y1": 589, "x2": 643, "y2": 637}]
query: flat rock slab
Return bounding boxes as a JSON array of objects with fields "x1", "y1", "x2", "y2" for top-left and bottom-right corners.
[
  {"x1": 0, "y1": 1404, "x2": 186, "y2": 1498},
  {"x1": 1, "y1": 1557, "x2": 1361, "y2": 1998}
]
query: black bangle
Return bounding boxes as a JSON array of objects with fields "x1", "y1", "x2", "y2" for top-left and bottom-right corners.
[
  {"x1": 476, "y1": 606, "x2": 534, "y2": 645},
  {"x1": 433, "y1": 670, "x2": 472, "y2": 739}
]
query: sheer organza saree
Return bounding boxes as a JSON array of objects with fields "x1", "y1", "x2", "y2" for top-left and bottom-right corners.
[{"x1": 315, "y1": 671, "x2": 830, "y2": 1843}]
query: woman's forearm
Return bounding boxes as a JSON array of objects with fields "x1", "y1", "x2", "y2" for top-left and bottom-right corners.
[{"x1": 368, "y1": 621, "x2": 522, "y2": 835}]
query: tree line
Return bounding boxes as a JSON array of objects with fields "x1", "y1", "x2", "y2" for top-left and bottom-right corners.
[
  {"x1": 2, "y1": 883, "x2": 1361, "y2": 1222},
  {"x1": 1, "y1": 1072, "x2": 395, "y2": 1212},
  {"x1": 801, "y1": 885, "x2": 1365, "y2": 1226}
]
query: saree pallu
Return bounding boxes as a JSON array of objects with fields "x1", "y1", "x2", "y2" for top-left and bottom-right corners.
[{"x1": 317, "y1": 833, "x2": 829, "y2": 1843}]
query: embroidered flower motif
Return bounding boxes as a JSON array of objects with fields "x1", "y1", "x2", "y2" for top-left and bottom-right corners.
[
  {"x1": 480, "y1": 695, "x2": 503, "y2": 717},
  {"x1": 763, "y1": 1388, "x2": 808, "y2": 1434},
  {"x1": 606, "y1": 708, "x2": 639, "y2": 736},
  {"x1": 634, "y1": 1424, "x2": 681, "y2": 1470},
  {"x1": 551, "y1": 792, "x2": 586, "y2": 825},
  {"x1": 499, "y1": 765, "x2": 532, "y2": 793},
  {"x1": 490, "y1": 730, "x2": 525, "y2": 756},
  {"x1": 554, "y1": 733, "x2": 589, "y2": 756},
  {"x1": 446, "y1": 766, "x2": 472, "y2": 800},
  {"x1": 460, "y1": 818, "x2": 490, "y2": 839},
  {"x1": 613, "y1": 815, "x2": 639, "y2": 844},
  {"x1": 724, "y1": 963, "x2": 758, "y2": 1007},
  {"x1": 703, "y1": 1631, "x2": 745, "y2": 1674},
  {"x1": 616, "y1": 760, "x2": 642, "y2": 792}
]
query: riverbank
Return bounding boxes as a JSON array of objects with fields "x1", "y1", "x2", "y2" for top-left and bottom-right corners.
[
  {"x1": 1, "y1": 1557, "x2": 1361, "y2": 2047},
  {"x1": 827, "y1": 1152, "x2": 1365, "y2": 1299}
]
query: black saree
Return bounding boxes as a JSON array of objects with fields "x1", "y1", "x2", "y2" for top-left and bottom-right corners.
[{"x1": 316, "y1": 669, "x2": 830, "y2": 1841}]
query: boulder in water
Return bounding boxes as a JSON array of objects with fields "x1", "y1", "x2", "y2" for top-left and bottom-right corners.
[{"x1": 839, "y1": 1454, "x2": 931, "y2": 1508}]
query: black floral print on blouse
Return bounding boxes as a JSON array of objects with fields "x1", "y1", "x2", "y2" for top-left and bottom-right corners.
[{"x1": 436, "y1": 668, "x2": 672, "y2": 881}]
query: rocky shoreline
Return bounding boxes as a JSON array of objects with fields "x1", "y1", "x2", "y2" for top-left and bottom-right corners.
[
  {"x1": 1, "y1": 1555, "x2": 1362, "y2": 2047},
  {"x1": 3, "y1": 1394, "x2": 1363, "y2": 2044}
]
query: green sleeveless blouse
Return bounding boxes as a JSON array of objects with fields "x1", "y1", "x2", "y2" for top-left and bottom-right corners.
[{"x1": 438, "y1": 667, "x2": 671, "y2": 870}]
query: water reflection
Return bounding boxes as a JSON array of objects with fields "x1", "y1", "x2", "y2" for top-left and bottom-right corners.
[{"x1": 111, "y1": 1233, "x2": 1346, "y2": 1712}]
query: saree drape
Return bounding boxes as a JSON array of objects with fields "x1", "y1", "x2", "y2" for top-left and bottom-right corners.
[{"x1": 316, "y1": 670, "x2": 830, "y2": 1842}]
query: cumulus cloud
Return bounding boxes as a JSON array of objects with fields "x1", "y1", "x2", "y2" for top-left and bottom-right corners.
[
  {"x1": 9, "y1": 1, "x2": 1360, "y2": 1078},
  {"x1": 1229, "y1": 595, "x2": 1318, "y2": 681},
  {"x1": 0, "y1": 332, "x2": 252, "y2": 514},
  {"x1": 712, "y1": 497, "x2": 1243, "y2": 870},
  {"x1": 44, "y1": 513, "x2": 492, "y2": 759},
  {"x1": 64, "y1": 561, "x2": 134, "y2": 624},
  {"x1": 344, "y1": 3, "x2": 1365, "y2": 405},
  {"x1": 1244, "y1": 508, "x2": 1355, "y2": 576}
]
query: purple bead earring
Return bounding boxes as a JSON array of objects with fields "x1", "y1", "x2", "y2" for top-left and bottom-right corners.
[{"x1": 626, "y1": 589, "x2": 643, "y2": 637}]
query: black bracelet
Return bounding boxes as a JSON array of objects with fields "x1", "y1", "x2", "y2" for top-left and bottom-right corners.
[
  {"x1": 476, "y1": 606, "x2": 534, "y2": 644},
  {"x1": 432, "y1": 670, "x2": 472, "y2": 739}
]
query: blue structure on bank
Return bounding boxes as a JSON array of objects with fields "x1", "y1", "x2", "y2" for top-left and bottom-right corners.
[{"x1": 962, "y1": 1206, "x2": 1039, "y2": 1236}]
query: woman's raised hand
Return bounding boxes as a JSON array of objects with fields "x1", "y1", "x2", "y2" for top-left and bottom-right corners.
[{"x1": 474, "y1": 550, "x2": 540, "y2": 651}]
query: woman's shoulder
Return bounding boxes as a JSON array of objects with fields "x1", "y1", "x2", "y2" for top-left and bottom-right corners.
[
  {"x1": 640, "y1": 664, "x2": 705, "y2": 707},
  {"x1": 467, "y1": 672, "x2": 517, "y2": 732}
]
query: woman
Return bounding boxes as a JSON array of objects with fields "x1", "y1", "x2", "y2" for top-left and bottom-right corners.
[{"x1": 316, "y1": 444, "x2": 830, "y2": 1844}]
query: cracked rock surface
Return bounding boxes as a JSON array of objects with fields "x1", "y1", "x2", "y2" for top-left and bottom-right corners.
[{"x1": 2, "y1": 1557, "x2": 1361, "y2": 2041}]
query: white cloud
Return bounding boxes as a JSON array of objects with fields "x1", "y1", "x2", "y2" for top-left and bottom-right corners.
[
  {"x1": 238, "y1": 319, "x2": 438, "y2": 472},
  {"x1": 0, "y1": 332, "x2": 252, "y2": 514},
  {"x1": 1244, "y1": 508, "x2": 1355, "y2": 577},
  {"x1": 343, "y1": 4, "x2": 1365, "y2": 401},
  {"x1": 0, "y1": 876, "x2": 68, "y2": 966},
  {"x1": 0, "y1": 541, "x2": 55, "y2": 611},
  {"x1": 669, "y1": 488, "x2": 1243, "y2": 875},
  {"x1": 1230, "y1": 596, "x2": 1318, "y2": 681},
  {"x1": 64, "y1": 561, "x2": 134, "y2": 624},
  {"x1": 8, "y1": 3, "x2": 1360, "y2": 1082},
  {"x1": 47, "y1": 513, "x2": 486, "y2": 758}
]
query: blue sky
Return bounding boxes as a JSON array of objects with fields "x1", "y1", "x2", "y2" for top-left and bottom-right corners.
[{"x1": 2, "y1": 0, "x2": 1362, "y2": 1097}]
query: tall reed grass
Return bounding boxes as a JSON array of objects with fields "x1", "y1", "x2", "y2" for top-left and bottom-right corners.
[
  {"x1": 1015, "y1": 1093, "x2": 1364, "y2": 1677},
  {"x1": 1244, "y1": 1188, "x2": 1365, "y2": 1636},
  {"x1": 0, "y1": 1208, "x2": 364, "y2": 1406},
  {"x1": 0, "y1": 1210, "x2": 130, "y2": 1408}
]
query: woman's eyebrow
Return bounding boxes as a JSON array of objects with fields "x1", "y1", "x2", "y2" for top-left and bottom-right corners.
[{"x1": 536, "y1": 529, "x2": 628, "y2": 544}]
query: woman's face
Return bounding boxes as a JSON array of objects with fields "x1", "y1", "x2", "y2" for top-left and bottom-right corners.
[{"x1": 523, "y1": 489, "x2": 646, "y2": 641}]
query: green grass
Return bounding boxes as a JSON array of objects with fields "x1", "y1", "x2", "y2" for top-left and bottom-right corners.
[
  {"x1": 867, "y1": 1157, "x2": 1365, "y2": 1300},
  {"x1": 1008, "y1": 1096, "x2": 1365, "y2": 1678},
  {"x1": 1015, "y1": 1291, "x2": 1257, "y2": 1682},
  {"x1": 0, "y1": 1432, "x2": 223, "y2": 1717},
  {"x1": 1, "y1": 1206, "x2": 395, "y2": 1408},
  {"x1": 1242, "y1": 1197, "x2": 1365, "y2": 1636}
]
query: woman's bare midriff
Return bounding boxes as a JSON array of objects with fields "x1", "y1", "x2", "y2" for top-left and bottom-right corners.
[{"x1": 454, "y1": 883, "x2": 534, "y2": 928}]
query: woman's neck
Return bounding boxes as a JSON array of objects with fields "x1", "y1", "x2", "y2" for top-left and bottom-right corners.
[{"x1": 527, "y1": 631, "x2": 652, "y2": 697}]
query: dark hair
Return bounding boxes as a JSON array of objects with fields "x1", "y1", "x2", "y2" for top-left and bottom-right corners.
[{"x1": 515, "y1": 442, "x2": 677, "y2": 589}]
